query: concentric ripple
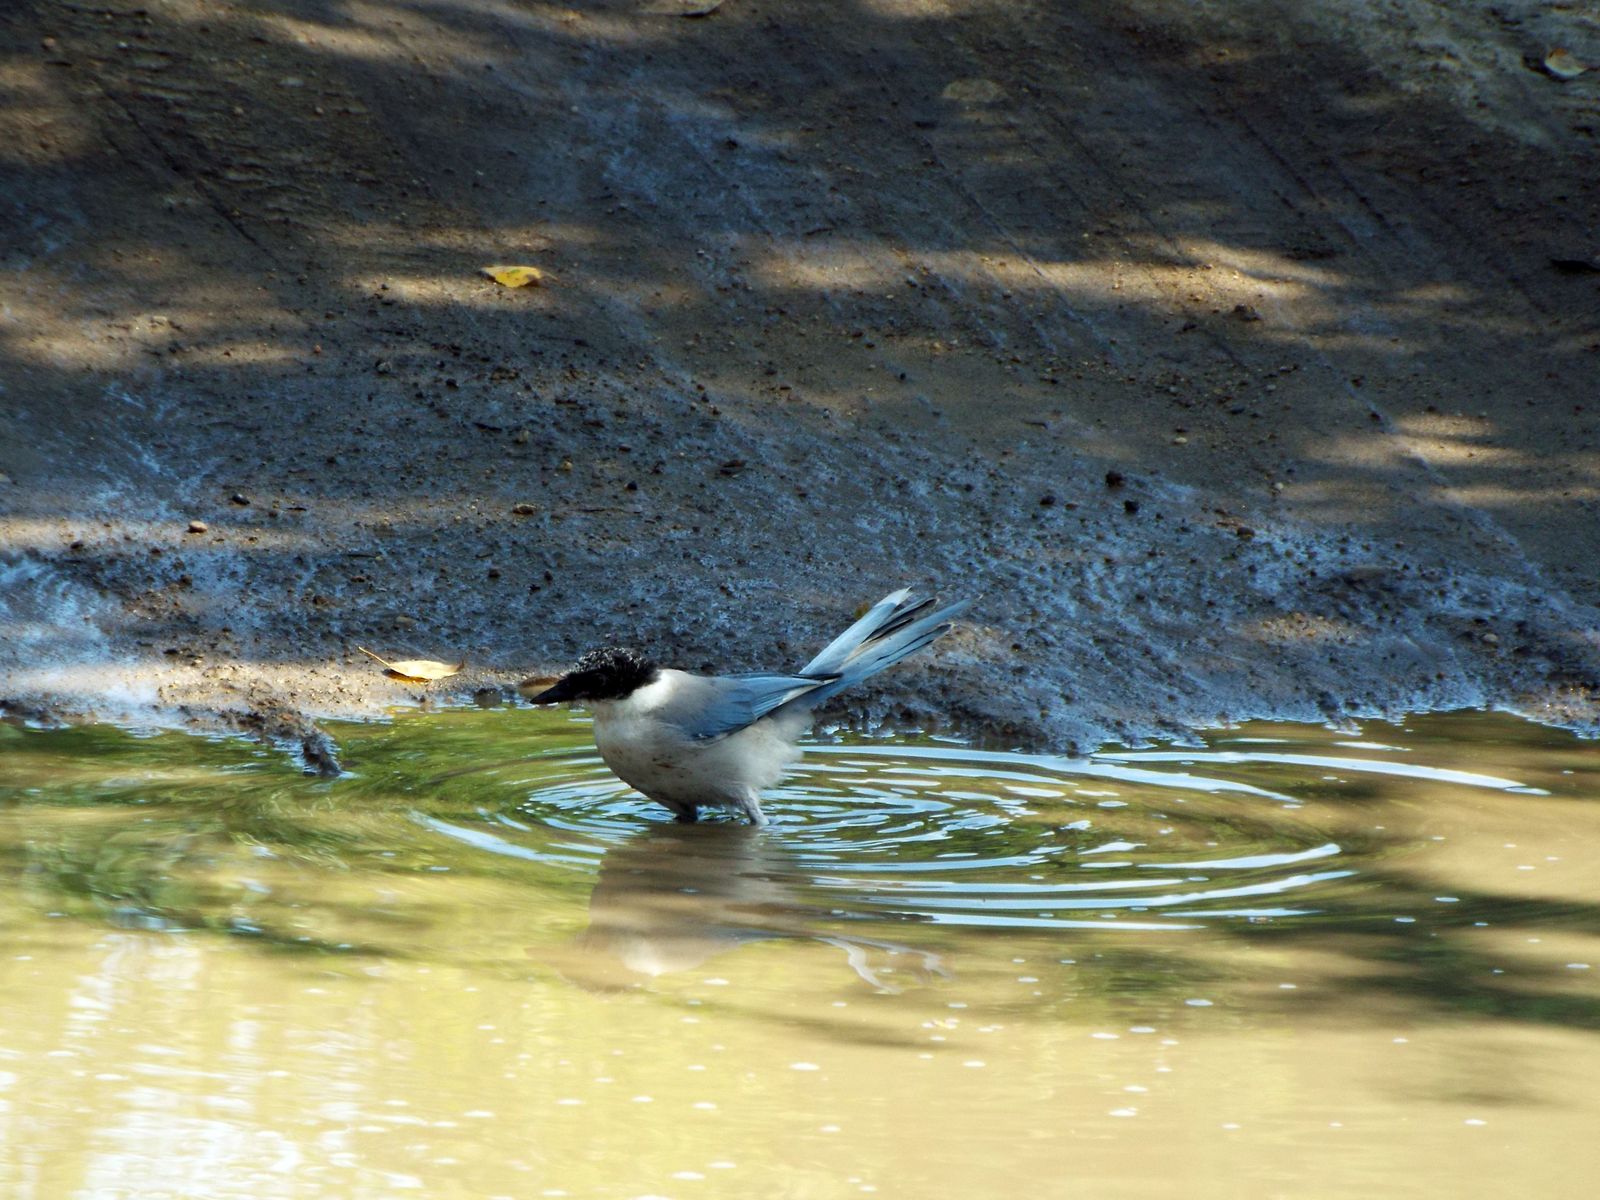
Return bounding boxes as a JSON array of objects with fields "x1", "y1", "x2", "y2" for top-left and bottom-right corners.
[{"x1": 417, "y1": 726, "x2": 1548, "y2": 935}]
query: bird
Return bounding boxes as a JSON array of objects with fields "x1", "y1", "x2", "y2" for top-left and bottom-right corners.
[{"x1": 520, "y1": 588, "x2": 969, "y2": 825}]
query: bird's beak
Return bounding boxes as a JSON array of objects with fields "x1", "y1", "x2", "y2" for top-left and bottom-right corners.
[{"x1": 519, "y1": 674, "x2": 574, "y2": 704}]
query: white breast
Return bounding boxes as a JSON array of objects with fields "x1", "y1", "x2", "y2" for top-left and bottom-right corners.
[{"x1": 590, "y1": 671, "x2": 804, "y2": 819}]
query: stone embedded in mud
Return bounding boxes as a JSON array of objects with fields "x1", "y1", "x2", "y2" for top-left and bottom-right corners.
[
  {"x1": 1539, "y1": 47, "x2": 1589, "y2": 80},
  {"x1": 512, "y1": 503, "x2": 537, "y2": 515},
  {"x1": 186, "y1": 520, "x2": 208, "y2": 534}
]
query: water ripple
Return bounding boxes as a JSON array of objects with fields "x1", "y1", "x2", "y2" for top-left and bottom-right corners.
[{"x1": 415, "y1": 732, "x2": 1549, "y2": 935}]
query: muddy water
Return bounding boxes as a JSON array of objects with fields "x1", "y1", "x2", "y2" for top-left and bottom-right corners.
[{"x1": 1, "y1": 711, "x2": 1596, "y2": 1198}]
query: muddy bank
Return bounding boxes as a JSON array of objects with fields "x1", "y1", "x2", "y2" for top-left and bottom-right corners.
[{"x1": 3, "y1": 0, "x2": 1599, "y2": 767}]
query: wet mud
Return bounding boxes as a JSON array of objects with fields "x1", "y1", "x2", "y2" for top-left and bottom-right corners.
[{"x1": 3, "y1": 0, "x2": 1599, "y2": 762}]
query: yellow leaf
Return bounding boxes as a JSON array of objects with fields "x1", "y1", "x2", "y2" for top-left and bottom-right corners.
[
  {"x1": 482, "y1": 264, "x2": 544, "y2": 288},
  {"x1": 356, "y1": 645, "x2": 464, "y2": 683}
]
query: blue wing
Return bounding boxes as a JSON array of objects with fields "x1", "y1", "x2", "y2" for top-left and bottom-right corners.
[
  {"x1": 661, "y1": 589, "x2": 969, "y2": 743},
  {"x1": 672, "y1": 672, "x2": 834, "y2": 742}
]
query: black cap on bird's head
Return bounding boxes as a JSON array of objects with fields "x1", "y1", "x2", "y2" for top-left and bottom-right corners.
[{"x1": 520, "y1": 646, "x2": 659, "y2": 705}]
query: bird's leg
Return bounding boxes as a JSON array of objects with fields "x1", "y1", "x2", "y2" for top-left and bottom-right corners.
[
  {"x1": 673, "y1": 804, "x2": 699, "y2": 824},
  {"x1": 736, "y1": 790, "x2": 769, "y2": 827}
]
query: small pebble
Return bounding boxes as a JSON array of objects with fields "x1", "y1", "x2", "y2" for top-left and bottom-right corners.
[
  {"x1": 512, "y1": 503, "x2": 537, "y2": 515},
  {"x1": 187, "y1": 520, "x2": 208, "y2": 534}
]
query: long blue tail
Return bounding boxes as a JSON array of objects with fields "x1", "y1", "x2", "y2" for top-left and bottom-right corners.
[{"x1": 789, "y1": 588, "x2": 969, "y2": 711}]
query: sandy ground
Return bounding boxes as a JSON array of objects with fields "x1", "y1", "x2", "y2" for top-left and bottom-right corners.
[{"x1": 3, "y1": 0, "x2": 1599, "y2": 770}]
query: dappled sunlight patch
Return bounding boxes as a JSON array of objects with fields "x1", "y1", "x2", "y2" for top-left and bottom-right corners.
[
  {"x1": 857, "y1": 0, "x2": 1008, "y2": 18},
  {"x1": 0, "y1": 59, "x2": 98, "y2": 165},
  {"x1": 1433, "y1": 482, "x2": 1600, "y2": 508},
  {"x1": 1400, "y1": 438, "x2": 1529, "y2": 468},
  {"x1": 326, "y1": 222, "x2": 564, "y2": 253},
  {"x1": 1292, "y1": 431, "x2": 1428, "y2": 472},
  {"x1": 348, "y1": 269, "x2": 553, "y2": 309},
  {"x1": 1240, "y1": 612, "x2": 1367, "y2": 646},
  {"x1": 1256, "y1": 478, "x2": 1411, "y2": 527},
  {"x1": 1394, "y1": 281, "x2": 1474, "y2": 304},
  {"x1": 1162, "y1": 237, "x2": 1352, "y2": 289},
  {"x1": 752, "y1": 242, "x2": 1323, "y2": 312},
  {"x1": 0, "y1": 515, "x2": 315, "y2": 554},
  {"x1": 0, "y1": 274, "x2": 313, "y2": 372},
  {"x1": 529, "y1": 2, "x2": 673, "y2": 44},
  {"x1": 1394, "y1": 412, "x2": 1499, "y2": 438},
  {"x1": 243, "y1": 8, "x2": 454, "y2": 67}
]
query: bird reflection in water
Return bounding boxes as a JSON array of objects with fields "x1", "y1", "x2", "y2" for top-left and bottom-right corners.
[{"x1": 532, "y1": 824, "x2": 950, "y2": 993}]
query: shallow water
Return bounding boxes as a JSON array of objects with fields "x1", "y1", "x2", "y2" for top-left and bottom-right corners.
[{"x1": 1, "y1": 710, "x2": 1597, "y2": 1198}]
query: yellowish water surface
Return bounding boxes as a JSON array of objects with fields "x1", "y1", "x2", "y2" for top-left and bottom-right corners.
[{"x1": 1, "y1": 710, "x2": 1597, "y2": 1198}]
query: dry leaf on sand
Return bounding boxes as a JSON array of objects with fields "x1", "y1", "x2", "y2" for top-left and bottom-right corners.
[
  {"x1": 356, "y1": 645, "x2": 464, "y2": 683},
  {"x1": 481, "y1": 264, "x2": 545, "y2": 288}
]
